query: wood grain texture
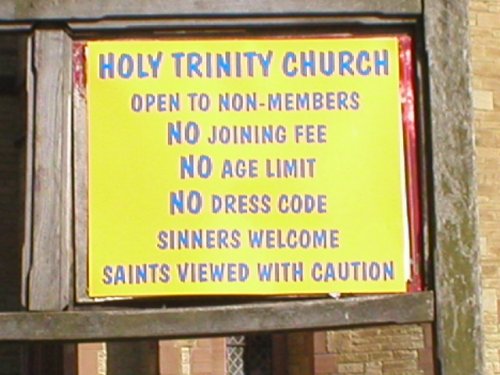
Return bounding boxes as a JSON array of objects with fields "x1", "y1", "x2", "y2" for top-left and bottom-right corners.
[
  {"x1": 68, "y1": 16, "x2": 416, "y2": 31},
  {"x1": 424, "y1": 1, "x2": 484, "y2": 374},
  {"x1": 0, "y1": 23, "x2": 31, "y2": 31},
  {"x1": 0, "y1": 0, "x2": 421, "y2": 21},
  {"x1": 73, "y1": 44, "x2": 90, "y2": 304},
  {"x1": 29, "y1": 30, "x2": 73, "y2": 311},
  {"x1": 21, "y1": 35, "x2": 33, "y2": 308},
  {"x1": 415, "y1": 52, "x2": 433, "y2": 289},
  {"x1": 0, "y1": 292, "x2": 433, "y2": 341}
]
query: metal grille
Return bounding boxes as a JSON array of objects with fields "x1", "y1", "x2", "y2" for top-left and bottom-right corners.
[
  {"x1": 227, "y1": 336, "x2": 245, "y2": 375},
  {"x1": 227, "y1": 335, "x2": 273, "y2": 375}
]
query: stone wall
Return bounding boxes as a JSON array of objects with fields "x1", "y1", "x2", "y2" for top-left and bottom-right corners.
[{"x1": 312, "y1": 326, "x2": 434, "y2": 375}]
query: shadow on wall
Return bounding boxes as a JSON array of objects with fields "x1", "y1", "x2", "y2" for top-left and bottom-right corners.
[{"x1": 0, "y1": 33, "x2": 27, "y2": 375}]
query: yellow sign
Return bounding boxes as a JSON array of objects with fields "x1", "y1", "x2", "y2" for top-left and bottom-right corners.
[{"x1": 86, "y1": 37, "x2": 410, "y2": 297}]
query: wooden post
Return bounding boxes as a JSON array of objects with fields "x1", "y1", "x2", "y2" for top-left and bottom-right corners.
[
  {"x1": 424, "y1": 1, "x2": 484, "y2": 374},
  {"x1": 28, "y1": 29, "x2": 73, "y2": 311},
  {"x1": 20, "y1": 33, "x2": 33, "y2": 309}
]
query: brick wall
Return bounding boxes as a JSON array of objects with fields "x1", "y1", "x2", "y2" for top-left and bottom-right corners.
[
  {"x1": 78, "y1": 344, "x2": 106, "y2": 375},
  {"x1": 286, "y1": 332, "x2": 314, "y2": 375},
  {"x1": 155, "y1": 331, "x2": 432, "y2": 375},
  {"x1": 159, "y1": 339, "x2": 226, "y2": 375},
  {"x1": 470, "y1": 1, "x2": 500, "y2": 374},
  {"x1": 313, "y1": 325, "x2": 434, "y2": 375}
]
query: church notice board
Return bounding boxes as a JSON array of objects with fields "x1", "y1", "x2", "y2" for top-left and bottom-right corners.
[{"x1": 83, "y1": 35, "x2": 419, "y2": 298}]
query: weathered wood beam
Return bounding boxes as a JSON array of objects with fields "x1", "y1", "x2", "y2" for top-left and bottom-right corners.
[
  {"x1": 68, "y1": 16, "x2": 417, "y2": 32},
  {"x1": 29, "y1": 29, "x2": 73, "y2": 311},
  {"x1": 20, "y1": 35, "x2": 33, "y2": 308},
  {"x1": 0, "y1": 292, "x2": 433, "y2": 341},
  {"x1": 424, "y1": 1, "x2": 484, "y2": 374},
  {"x1": 0, "y1": 23, "x2": 32, "y2": 31},
  {"x1": 73, "y1": 43, "x2": 90, "y2": 304},
  {"x1": 0, "y1": 0, "x2": 421, "y2": 22}
]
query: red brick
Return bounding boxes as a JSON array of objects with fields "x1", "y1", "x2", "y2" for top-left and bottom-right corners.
[
  {"x1": 314, "y1": 332, "x2": 328, "y2": 354},
  {"x1": 314, "y1": 354, "x2": 336, "y2": 373}
]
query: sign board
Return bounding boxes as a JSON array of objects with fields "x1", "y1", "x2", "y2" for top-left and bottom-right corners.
[{"x1": 85, "y1": 36, "x2": 412, "y2": 297}]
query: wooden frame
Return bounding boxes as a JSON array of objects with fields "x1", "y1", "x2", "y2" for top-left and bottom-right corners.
[
  {"x1": 424, "y1": 2, "x2": 483, "y2": 374},
  {"x1": 28, "y1": 29, "x2": 73, "y2": 311},
  {"x1": 0, "y1": 292, "x2": 433, "y2": 341},
  {"x1": 68, "y1": 17, "x2": 418, "y2": 32},
  {"x1": 0, "y1": 1, "x2": 484, "y2": 374},
  {"x1": 0, "y1": 0, "x2": 421, "y2": 21},
  {"x1": 73, "y1": 42, "x2": 90, "y2": 304}
]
